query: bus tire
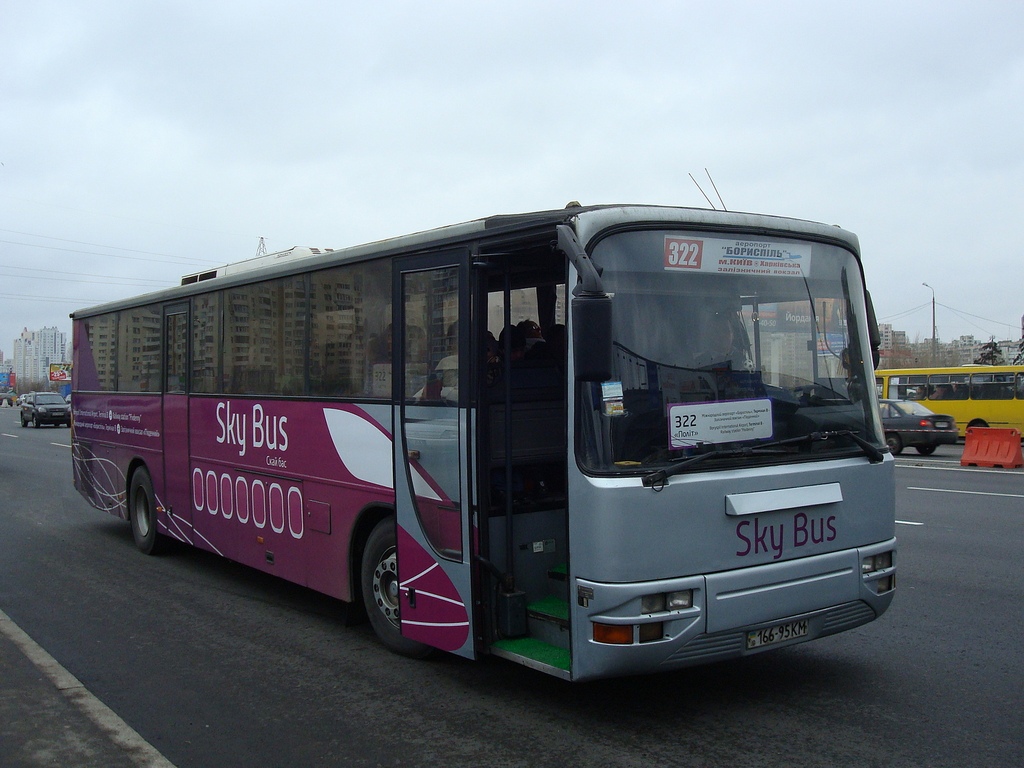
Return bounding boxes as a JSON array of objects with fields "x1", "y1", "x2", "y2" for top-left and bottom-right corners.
[
  {"x1": 885, "y1": 433, "x2": 903, "y2": 455},
  {"x1": 360, "y1": 518, "x2": 433, "y2": 659},
  {"x1": 967, "y1": 419, "x2": 988, "y2": 430},
  {"x1": 129, "y1": 467, "x2": 163, "y2": 556}
]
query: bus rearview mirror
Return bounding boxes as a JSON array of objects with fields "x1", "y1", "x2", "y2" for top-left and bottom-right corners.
[{"x1": 572, "y1": 295, "x2": 613, "y2": 382}]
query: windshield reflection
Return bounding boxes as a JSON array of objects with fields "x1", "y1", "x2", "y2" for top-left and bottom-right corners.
[{"x1": 577, "y1": 229, "x2": 883, "y2": 473}]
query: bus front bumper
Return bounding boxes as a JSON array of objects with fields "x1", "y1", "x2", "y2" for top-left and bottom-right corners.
[{"x1": 569, "y1": 539, "x2": 896, "y2": 681}]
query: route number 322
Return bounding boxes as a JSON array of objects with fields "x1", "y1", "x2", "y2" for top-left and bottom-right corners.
[
  {"x1": 665, "y1": 238, "x2": 703, "y2": 269},
  {"x1": 673, "y1": 413, "x2": 698, "y2": 429}
]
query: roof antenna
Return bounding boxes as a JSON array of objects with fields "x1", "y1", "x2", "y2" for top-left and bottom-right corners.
[
  {"x1": 705, "y1": 168, "x2": 727, "y2": 211},
  {"x1": 689, "y1": 173, "x2": 717, "y2": 210},
  {"x1": 255, "y1": 237, "x2": 267, "y2": 258}
]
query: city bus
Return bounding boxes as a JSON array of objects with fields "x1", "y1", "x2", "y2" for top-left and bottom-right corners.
[
  {"x1": 876, "y1": 365, "x2": 1024, "y2": 437},
  {"x1": 70, "y1": 204, "x2": 896, "y2": 681}
]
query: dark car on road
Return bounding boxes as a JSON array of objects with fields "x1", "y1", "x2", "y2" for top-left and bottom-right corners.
[
  {"x1": 879, "y1": 398, "x2": 958, "y2": 455},
  {"x1": 20, "y1": 392, "x2": 72, "y2": 428}
]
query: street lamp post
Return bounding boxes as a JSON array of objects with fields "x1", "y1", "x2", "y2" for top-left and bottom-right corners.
[{"x1": 922, "y1": 282, "x2": 937, "y2": 364}]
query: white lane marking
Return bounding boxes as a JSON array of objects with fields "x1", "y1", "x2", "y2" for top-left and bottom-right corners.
[
  {"x1": 1, "y1": 433, "x2": 18, "y2": 438},
  {"x1": 50, "y1": 442, "x2": 72, "y2": 448},
  {"x1": 907, "y1": 486, "x2": 1024, "y2": 499},
  {"x1": 896, "y1": 520, "x2": 924, "y2": 526},
  {"x1": 897, "y1": 463, "x2": 1020, "y2": 475},
  {"x1": 0, "y1": 608, "x2": 176, "y2": 767}
]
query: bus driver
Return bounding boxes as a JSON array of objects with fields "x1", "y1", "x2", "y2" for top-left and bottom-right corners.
[{"x1": 692, "y1": 307, "x2": 749, "y2": 370}]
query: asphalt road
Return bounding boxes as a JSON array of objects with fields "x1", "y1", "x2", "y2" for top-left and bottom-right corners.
[{"x1": 1, "y1": 408, "x2": 1022, "y2": 767}]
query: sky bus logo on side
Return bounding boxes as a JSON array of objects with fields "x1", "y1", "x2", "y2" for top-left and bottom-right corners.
[{"x1": 216, "y1": 401, "x2": 290, "y2": 458}]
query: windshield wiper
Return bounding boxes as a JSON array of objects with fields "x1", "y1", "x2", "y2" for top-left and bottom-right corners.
[
  {"x1": 825, "y1": 429, "x2": 886, "y2": 463},
  {"x1": 641, "y1": 430, "x2": 884, "y2": 488}
]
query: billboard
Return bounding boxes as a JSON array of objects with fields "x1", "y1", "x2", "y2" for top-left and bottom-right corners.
[
  {"x1": 49, "y1": 363, "x2": 72, "y2": 382},
  {"x1": 0, "y1": 371, "x2": 14, "y2": 390}
]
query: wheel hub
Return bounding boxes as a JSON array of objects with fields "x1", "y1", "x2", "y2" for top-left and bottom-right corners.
[{"x1": 372, "y1": 547, "x2": 400, "y2": 627}]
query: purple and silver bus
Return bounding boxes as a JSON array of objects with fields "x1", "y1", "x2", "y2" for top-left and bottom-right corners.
[{"x1": 71, "y1": 204, "x2": 895, "y2": 680}]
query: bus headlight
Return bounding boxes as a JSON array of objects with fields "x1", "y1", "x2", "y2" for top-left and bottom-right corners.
[
  {"x1": 862, "y1": 551, "x2": 893, "y2": 573},
  {"x1": 862, "y1": 551, "x2": 895, "y2": 593},
  {"x1": 667, "y1": 590, "x2": 693, "y2": 609},
  {"x1": 641, "y1": 589, "x2": 692, "y2": 614},
  {"x1": 641, "y1": 594, "x2": 665, "y2": 613}
]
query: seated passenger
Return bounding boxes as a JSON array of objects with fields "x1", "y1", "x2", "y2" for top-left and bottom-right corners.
[
  {"x1": 498, "y1": 325, "x2": 527, "y2": 364},
  {"x1": 518, "y1": 320, "x2": 545, "y2": 352},
  {"x1": 691, "y1": 308, "x2": 750, "y2": 370},
  {"x1": 690, "y1": 306, "x2": 760, "y2": 400}
]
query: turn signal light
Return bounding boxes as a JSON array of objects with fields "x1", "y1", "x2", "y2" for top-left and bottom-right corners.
[{"x1": 593, "y1": 622, "x2": 633, "y2": 644}]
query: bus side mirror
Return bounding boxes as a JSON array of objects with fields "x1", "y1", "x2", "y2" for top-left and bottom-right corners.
[{"x1": 572, "y1": 295, "x2": 613, "y2": 382}]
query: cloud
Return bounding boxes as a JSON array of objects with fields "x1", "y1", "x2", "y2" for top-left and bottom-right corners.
[{"x1": 2, "y1": 0, "x2": 1023, "y2": 358}]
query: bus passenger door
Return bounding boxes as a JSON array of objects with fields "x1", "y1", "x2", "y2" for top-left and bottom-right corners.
[
  {"x1": 394, "y1": 253, "x2": 476, "y2": 658},
  {"x1": 163, "y1": 303, "x2": 193, "y2": 541}
]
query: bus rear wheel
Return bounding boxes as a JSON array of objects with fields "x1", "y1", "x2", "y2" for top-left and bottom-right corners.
[
  {"x1": 967, "y1": 419, "x2": 989, "y2": 430},
  {"x1": 360, "y1": 519, "x2": 433, "y2": 659},
  {"x1": 129, "y1": 467, "x2": 163, "y2": 555}
]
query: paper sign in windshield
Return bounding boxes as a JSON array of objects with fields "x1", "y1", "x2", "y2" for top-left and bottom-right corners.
[
  {"x1": 668, "y1": 399, "x2": 773, "y2": 448},
  {"x1": 664, "y1": 236, "x2": 811, "y2": 277}
]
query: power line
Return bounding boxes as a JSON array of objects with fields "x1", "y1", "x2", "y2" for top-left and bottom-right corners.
[
  {"x1": 0, "y1": 271, "x2": 169, "y2": 288},
  {"x1": 878, "y1": 302, "x2": 930, "y2": 322},
  {"x1": 0, "y1": 292, "x2": 107, "y2": 304},
  {"x1": 0, "y1": 193, "x2": 254, "y2": 243},
  {"x1": 936, "y1": 301, "x2": 1017, "y2": 329},
  {"x1": 0, "y1": 227, "x2": 198, "y2": 261},
  {"x1": 1, "y1": 265, "x2": 169, "y2": 287},
  {"x1": 0, "y1": 238, "x2": 213, "y2": 267},
  {"x1": 938, "y1": 303, "x2": 1019, "y2": 339}
]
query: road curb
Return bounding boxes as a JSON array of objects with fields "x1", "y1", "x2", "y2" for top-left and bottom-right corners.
[{"x1": 0, "y1": 608, "x2": 176, "y2": 768}]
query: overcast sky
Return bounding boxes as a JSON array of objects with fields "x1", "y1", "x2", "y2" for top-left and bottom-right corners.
[{"x1": 2, "y1": 1, "x2": 1022, "y2": 362}]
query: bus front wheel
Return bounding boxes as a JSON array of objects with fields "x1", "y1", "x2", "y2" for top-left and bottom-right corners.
[
  {"x1": 360, "y1": 519, "x2": 433, "y2": 659},
  {"x1": 967, "y1": 419, "x2": 989, "y2": 430},
  {"x1": 129, "y1": 467, "x2": 163, "y2": 555}
]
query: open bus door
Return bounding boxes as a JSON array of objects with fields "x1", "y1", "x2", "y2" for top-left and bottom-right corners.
[{"x1": 391, "y1": 252, "x2": 476, "y2": 658}]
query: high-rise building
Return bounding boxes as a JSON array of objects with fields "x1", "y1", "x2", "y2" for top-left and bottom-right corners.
[{"x1": 12, "y1": 326, "x2": 69, "y2": 386}]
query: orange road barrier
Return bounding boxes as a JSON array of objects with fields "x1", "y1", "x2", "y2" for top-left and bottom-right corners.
[{"x1": 961, "y1": 427, "x2": 1023, "y2": 469}]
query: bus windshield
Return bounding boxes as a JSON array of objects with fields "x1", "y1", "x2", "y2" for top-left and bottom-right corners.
[{"x1": 578, "y1": 229, "x2": 883, "y2": 473}]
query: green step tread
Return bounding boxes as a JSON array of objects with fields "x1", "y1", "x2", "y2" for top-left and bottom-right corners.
[
  {"x1": 548, "y1": 563, "x2": 568, "y2": 580},
  {"x1": 491, "y1": 637, "x2": 571, "y2": 671},
  {"x1": 528, "y1": 595, "x2": 569, "y2": 621}
]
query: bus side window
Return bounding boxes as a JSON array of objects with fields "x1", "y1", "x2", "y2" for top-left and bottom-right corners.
[{"x1": 972, "y1": 374, "x2": 1014, "y2": 400}]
